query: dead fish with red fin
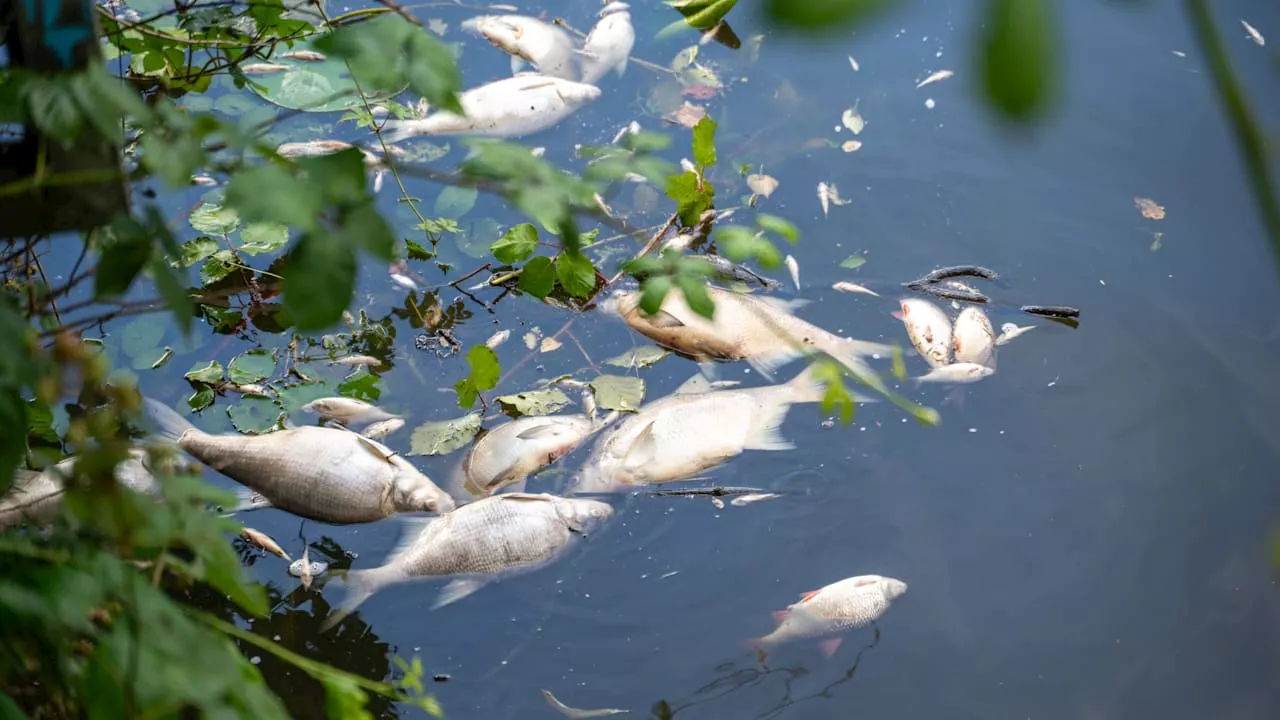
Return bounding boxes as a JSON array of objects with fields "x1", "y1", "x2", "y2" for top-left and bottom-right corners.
[{"x1": 748, "y1": 574, "x2": 907, "y2": 658}]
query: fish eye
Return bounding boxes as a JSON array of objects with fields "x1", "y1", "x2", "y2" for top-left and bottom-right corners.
[{"x1": 424, "y1": 499, "x2": 438, "y2": 512}]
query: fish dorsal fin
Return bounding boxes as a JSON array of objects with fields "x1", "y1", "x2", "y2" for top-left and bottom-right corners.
[
  {"x1": 753, "y1": 295, "x2": 810, "y2": 314},
  {"x1": 643, "y1": 309, "x2": 685, "y2": 329},
  {"x1": 385, "y1": 516, "x2": 437, "y2": 566},
  {"x1": 799, "y1": 589, "x2": 821, "y2": 602},
  {"x1": 516, "y1": 422, "x2": 563, "y2": 440},
  {"x1": 622, "y1": 420, "x2": 659, "y2": 468},
  {"x1": 483, "y1": 460, "x2": 528, "y2": 492},
  {"x1": 499, "y1": 492, "x2": 555, "y2": 503},
  {"x1": 673, "y1": 372, "x2": 713, "y2": 396},
  {"x1": 355, "y1": 435, "x2": 397, "y2": 464}
]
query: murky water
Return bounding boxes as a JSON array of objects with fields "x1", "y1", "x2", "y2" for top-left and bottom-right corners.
[{"x1": 86, "y1": 0, "x2": 1280, "y2": 717}]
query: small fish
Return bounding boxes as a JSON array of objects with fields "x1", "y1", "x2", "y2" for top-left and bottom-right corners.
[
  {"x1": 995, "y1": 323, "x2": 1035, "y2": 346},
  {"x1": 361, "y1": 417, "x2": 406, "y2": 440},
  {"x1": 1242, "y1": 19, "x2": 1265, "y2": 46},
  {"x1": 190, "y1": 175, "x2": 218, "y2": 186},
  {"x1": 816, "y1": 182, "x2": 850, "y2": 217},
  {"x1": 324, "y1": 493, "x2": 613, "y2": 628},
  {"x1": 280, "y1": 50, "x2": 326, "y2": 62},
  {"x1": 226, "y1": 383, "x2": 270, "y2": 396},
  {"x1": 542, "y1": 689, "x2": 628, "y2": 719},
  {"x1": 330, "y1": 354, "x2": 383, "y2": 368},
  {"x1": 915, "y1": 69, "x2": 954, "y2": 88},
  {"x1": 302, "y1": 397, "x2": 402, "y2": 426},
  {"x1": 579, "y1": 2, "x2": 635, "y2": 84},
  {"x1": 952, "y1": 306, "x2": 996, "y2": 369},
  {"x1": 730, "y1": 492, "x2": 783, "y2": 506},
  {"x1": 289, "y1": 556, "x2": 329, "y2": 584},
  {"x1": 748, "y1": 575, "x2": 907, "y2": 657},
  {"x1": 485, "y1": 330, "x2": 510, "y2": 349},
  {"x1": 449, "y1": 414, "x2": 600, "y2": 501},
  {"x1": 144, "y1": 399, "x2": 453, "y2": 524},
  {"x1": 462, "y1": 15, "x2": 576, "y2": 79},
  {"x1": 784, "y1": 254, "x2": 800, "y2": 291},
  {"x1": 896, "y1": 298, "x2": 953, "y2": 368},
  {"x1": 848, "y1": 56, "x2": 859, "y2": 71},
  {"x1": 241, "y1": 63, "x2": 291, "y2": 74},
  {"x1": 831, "y1": 281, "x2": 879, "y2": 297},
  {"x1": 914, "y1": 362, "x2": 993, "y2": 384},
  {"x1": 711, "y1": 496, "x2": 725, "y2": 509},
  {"x1": 241, "y1": 527, "x2": 291, "y2": 561},
  {"x1": 381, "y1": 76, "x2": 601, "y2": 142}
]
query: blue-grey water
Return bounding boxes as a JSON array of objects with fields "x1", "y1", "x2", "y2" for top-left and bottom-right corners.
[{"x1": 88, "y1": 0, "x2": 1280, "y2": 717}]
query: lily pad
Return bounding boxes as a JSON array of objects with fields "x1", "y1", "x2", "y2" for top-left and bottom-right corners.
[
  {"x1": 189, "y1": 386, "x2": 216, "y2": 412},
  {"x1": 409, "y1": 412, "x2": 482, "y2": 456},
  {"x1": 190, "y1": 203, "x2": 241, "y2": 235},
  {"x1": 228, "y1": 348, "x2": 277, "y2": 384},
  {"x1": 338, "y1": 367, "x2": 382, "y2": 402},
  {"x1": 606, "y1": 345, "x2": 669, "y2": 369},
  {"x1": 228, "y1": 396, "x2": 287, "y2": 434},
  {"x1": 245, "y1": 36, "x2": 405, "y2": 113},
  {"x1": 495, "y1": 388, "x2": 571, "y2": 417},
  {"x1": 120, "y1": 317, "x2": 166, "y2": 370},
  {"x1": 590, "y1": 375, "x2": 646, "y2": 413},
  {"x1": 276, "y1": 380, "x2": 334, "y2": 413},
  {"x1": 185, "y1": 360, "x2": 225, "y2": 385},
  {"x1": 434, "y1": 186, "x2": 478, "y2": 220}
]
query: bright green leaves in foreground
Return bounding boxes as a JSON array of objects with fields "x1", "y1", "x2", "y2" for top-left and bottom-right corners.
[
  {"x1": 666, "y1": 116, "x2": 719, "y2": 227},
  {"x1": 714, "y1": 213, "x2": 799, "y2": 272},
  {"x1": 978, "y1": 0, "x2": 1058, "y2": 119},
  {"x1": 314, "y1": 14, "x2": 463, "y2": 114},
  {"x1": 764, "y1": 0, "x2": 894, "y2": 30},
  {"x1": 491, "y1": 223, "x2": 539, "y2": 264},
  {"x1": 454, "y1": 345, "x2": 501, "y2": 408},
  {"x1": 489, "y1": 223, "x2": 600, "y2": 301}
]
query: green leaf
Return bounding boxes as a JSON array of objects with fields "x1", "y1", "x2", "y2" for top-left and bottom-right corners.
[
  {"x1": 590, "y1": 375, "x2": 646, "y2": 412},
  {"x1": 813, "y1": 359, "x2": 856, "y2": 423},
  {"x1": 978, "y1": 0, "x2": 1057, "y2": 119},
  {"x1": 763, "y1": 0, "x2": 893, "y2": 30},
  {"x1": 665, "y1": 171, "x2": 713, "y2": 227},
  {"x1": 225, "y1": 164, "x2": 322, "y2": 231},
  {"x1": 0, "y1": 389, "x2": 28, "y2": 485},
  {"x1": 23, "y1": 76, "x2": 82, "y2": 144},
  {"x1": 408, "y1": 412, "x2": 482, "y2": 455},
  {"x1": 184, "y1": 360, "x2": 224, "y2": 385},
  {"x1": 189, "y1": 202, "x2": 241, "y2": 235},
  {"x1": 517, "y1": 255, "x2": 556, "y2": 299},
  {"x1": 691, "y1": 115, "x2": 717, "y2": 167},
  {"x1": 639, "y1": 275, "x2": 672, "y2": 316},
  {"x1": 188, "y1": 385, "x2": 215, "y2": 411},
  {"x1": 668, "y1": 0, "x2": 740, "y2": 30},
  {"x1": 228, "y1": 396, "x2": 286, "y2": 434},
  {"x1": 495, "y1": 387, "x2": 571, "y2": 417},
  {"x1": 676, "y1": 275, "x2": 714, "y2": 319},
  {"x1": 556, "y1": 252, "x2": 597, "y2": 298},
  {"x1": 338, "y1": 366, "x2": 382, "y2": 402},
  {"x1": 149, "y1": 255, "x2": 194, "y2": 333},
  {"x1": 839, "y1": 255, "x2": 866, "y2": 269},
  {"x1": 434, "y1": 185, "x2": 478, "y2": 220},
  {"x1": 228, "y1": 349, "x2": 276, "y2": 384},
  {"x1": 200, "y1": 250, "x2": 237, "y2": 285},
  {"x1": 465, "y1": 345, "x2": 500, "y2": 391},
  {"x1": 284, "y1": 231, "x2": 356, "y2": 331},
  {"x1": 606, "y1": 345, "x2": 669, "y2": 369},
  {"x1": 404, "y1": 30, "x2": 465, "y2": 114},
  {"x1": 345, "y1": 203, "x2": 396, "y2": 261},
  {"x1": 238, "y1": 223, "x2": 289, "y2": 255},
  {"x1": 757, "y1": 213, "x2": 799, "y2": 244},
  {"x1": 178, "y1": 237, "x2": 220, "y2": 267},
  {"x1": 95, "y1": 223, "x2": 153, "y2": 298},
  {"x1": 491, "y1": 223, "x2": 539, "y2": 264}
]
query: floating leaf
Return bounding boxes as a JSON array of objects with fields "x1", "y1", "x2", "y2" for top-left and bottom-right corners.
[
  {"x1": 434, "y1": 185, "x2": 478, "y2": 220},
  {"x1": 495, "y1": 388, "x2": 571, "y2": 417},
  {"x1": 120, "y1": 317, "x2": 165, "y2": 370},
  {"x1": 491, "y1": 223, "x2": 538, "y2": 264},
  {"x1": 518, "y1": 256, "x2": 556, "y2": 298},
  {"x1": 228, "y1": 349, "x2": 277, "y2": 384},
  {"x1": 188, "y1": 385, "x2": 215, "y2": 411},
  {"x1": 1134, "y1": 197, "x2": 1165, "y2": 220},
  {"x1": 184, "y1": 360, "x2": 224, "y2": 385},
  {"x1": 666, "y1": 101, "x2": 707, "y2": 129},
  {"x1": 190, "y1": 203, "x2": 240, "y2": 235},
  {"x1": 239, "y1": 223, "x2": 289, "y2": 255},
  {"x1": 839, "y1": 255, "x2": 866, "y2": 269},
  {"x1": 590, "y1": 375, "x2": 646, "y2": 412},
  {"x1": 556, "y1": 252, "x2": 597, "y2": 298},
  {"x1": 228, "y1": 396, "x2": 286, "y2": 434},
  {"x1": 276, "y1": 380, "x2": 334, "y2": 413},
  {"x1": 409, "y1": 412, "x2": 482, "y2": 455},
  {"x1": 746, "y1": 173, "x2": 778, "y2": 198},
  {"x1": 841, "y1": 140, "x2": 862, "y2": 152},
  {"x1": 606, "y1": 345, "x2": 669, "y2": 369},
  {"x1": 841, "y1": 104, "x2": 865, "y2": 134},
  {"x1": 178, "y1": 237, "x2": 220, "y2": 267},
  {"x1": 338, "y1": 366, "x2": 382, "y2": 402},
  {"x1": 540, "y1": 337, "x2": 563, "y2": 353},
  {"x1": 691, "y1": 115, "x2": 718, "y2": 167},
  {"x1": 200, "y1": 250, "x2": 237, "y2": 285}
]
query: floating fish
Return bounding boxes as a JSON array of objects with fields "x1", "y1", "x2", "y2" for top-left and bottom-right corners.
[
  {"x1": 995, "y1": 323, "x2": 1035, "y2": 345},
  {"x1": 608, "y1": 284, "x2": 892, "y2": 388},
  {"x1": 448, "y1": 414, "x2": 601, "y2": 501},
  {"x1": 360, "y1": 417, "x2": 406, "y2": 440},
  {"x1": 730, "y1": 492, "x2": 784, "y2": 506},
  {"x1": 241, "y1": 63, "x2": 291, "y2": 74},
  {"x1": 915, "y1": 69, "x2": 954, "y2": 88},
  {"x1": 570, "y1": 367, "x2": 831, "y2": 492},
  {"x1": 913, "y1": 362, "x2": 993, "y2": 385},
  {"x1": 144, "y1": 399, "x2": 453, "y2": 524},
  {"x1": 381, "y1": 75, "x2": 601, "y2": 142},
  {"x1": 749, "y1": 574, "x2": 907, "y2": 657},
  {"x1": 1, "y1": 450, "x2": 156, "y2": 528},
  {"x1": 462, "y1": 14, "x2": 576, "y2": 79},
  {"x1": 952, "y1": 306, "x2": 996, "y2": 369},
  {"x1": 896, "y1": 298, "x2": 952, "y2": 368},
  {"x1": 276, "y1": 140, "x2": 381, "y2": 167},
  {"x1": 323, "y1": 493, "x2": 612, "y2": 628},
  {"x1": 289, "y1": 554, "x2": 329, "y2": 584},
  {"x1": 302, "y1": 397, "x2": 402, "y2": 426},
  {"x1": 485, "y1": 330, "x2": 511, "y2": 349},
  {"x1": 579, "y1": 2, "x2": 635, "y2": 84},
  {"x1": 241, "y1": 527, "x2": 291, "y2": 561},
  {"x1": 1242, "y1": 19, "x2": 1265, "y2": 46},
  {"x1": 330, "y1": 354, "x2": 383, "y2": 368},
  {"x1": 542, "y1": 689, "x2": 628, "y2": 719},
  {"x1": 784, "y1": 254, "x2": 800, "y2": 291},
  {"x1": 280, "y1": 50, "x2": 327, "y2": 62},
  {"x1": 831, "y1": 281, "x2": 879, "y2": 297},
  {"x1": 816, "y1": 182, "x2": 850, "y2": 217}
]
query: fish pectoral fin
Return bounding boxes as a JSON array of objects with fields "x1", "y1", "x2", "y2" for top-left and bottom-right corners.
[
  {"x1": 644, "y1": 309, "x2": 686, "y2": 329},
  {"x1": 614, "y1": 56, "x2": 628, "y2": 75},
  {"x1": 516, "y1": 423, "x2": 564, "y2": 440},
  {"x1": 484, "y1": 461, "x2": 529, "y2": 492},
  {"x1": 433, "y1": 578, "x2": 487, "y2": 609},
  {"x1": 509, "y1": 55, "x2": 528, "y2": 75},
  {"x1": 355, "y1": 435, "x2": 398, "y2": 464},
  {"x1": 818, "y1": 636, "x2": 843, "y2": 658},
  {"x1": 673, "y1": 371, "x2": 714, "y2": 396},
  {"x1": 621, "y1": 420, "x2": 659, "y2": 469}
]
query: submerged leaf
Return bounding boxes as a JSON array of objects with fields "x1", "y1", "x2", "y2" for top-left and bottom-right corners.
[
  {"x1": 841, "y1": 105, "x2": 865, "y2": 135},
  {"x1": 606, "y1": 345, "x2": 669, "y2": 369},
  {"x1": 839, "y1": 255, "x2": 866, "y2": 269},
  {"x1": 228, "y1": 349, "x2": 276, "y2": 384},
  {"x1": 409, "y1": 412, "x2": 482, "y2": 455},
  {"x1": 228, "y1": 396, "x2": 286, "y2": 434},
  {"x1": 746, "y1": 173, "x2": 778, "y2": 198},
  {"x1": 590, "y1": 375, "x2": 646, "y2": 412},
  {"x1": 496, "y1": 388, "x2": 571, "y2": 417}
]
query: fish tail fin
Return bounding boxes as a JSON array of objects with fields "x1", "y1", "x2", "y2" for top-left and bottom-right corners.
[
  {"x1": 433, "y1": 578, "x2": 487, "y2": 609},
  {"x1": 743, "y1": 398, "x2": 796, "y2": 452},
  {"x1": 319, "y1": 568, "x2": 384, "y2": 632},
  {"x1": 141, "y1": 398, "x2": 197, "y2": 443},
  {"x1": 783, "y1": 363, "x2": 828, "y2": 404},
  {"x1": 379, "y1": 120, "x2": 430, "y2": 145},
  {"x1": 614, "y1": 56, "x2": 629, "y2": 76}
]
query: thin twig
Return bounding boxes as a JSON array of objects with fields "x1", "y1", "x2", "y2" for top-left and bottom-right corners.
[
  {"x1": 372, "y1": 0, "x2": 423, "y2": 27},
  {"x1": 606, "y1": 211, "x2": 679, "y2": 285}
]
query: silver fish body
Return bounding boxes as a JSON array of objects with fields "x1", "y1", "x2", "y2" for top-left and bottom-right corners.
[
  {"x1": 754, "y1": 574, "x2": 907, "y2": 650},
  {"x1": 381, "y1": 75, "x2": 601, "y2": 142},
  {"x1": 995, "y1": 323, "x2": 1035, "y2": 345},
  {"x1": 914, "y1": 362, "x2": 993, "y2": 384},
  {"x1": 144, "y1": 399, "x2": 453, "y2": 523},
  {"x1": 462, "y1": 14, "x2": 576, "y2": 79},
  {"x1": 952, "y1": 306, "x2": 996, "y2": 369},
  {"x1": 579, "y1": 3, "x2": 635, "y2": 84},
  {"x1": 449, "y1": 414, "x2": 597, "y2": 502},
  {"x1": 0, "y1": 450, "x2": 156, "y2": 528},
  {"x1": 898, "y1": 298, "x2": 952, "y2": 368},
  {"x1": 326, "y1": 493, "x2": 613, "y2": 625},
  {"x1": 302, "y1": 396, "x2": 402, "y2": 426},
  {"x1": 360, "y1": 417, "x2": 406, "y2": 440}
]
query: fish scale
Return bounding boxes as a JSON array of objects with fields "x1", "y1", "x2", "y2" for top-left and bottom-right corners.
[{"x1": 756, "y1": 575, "x2": 908, "y2": 650}]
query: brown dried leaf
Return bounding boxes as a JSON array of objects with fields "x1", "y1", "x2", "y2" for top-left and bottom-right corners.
[
  {"x1": 746, "y1": 173, "x2": 779, "y2": 198},
  {"x1": 1134, "y1": 197, "x2": 1166, "y2": 220},
  {"x1": 667, "y1": 101, "x2": 707, "y2": 129}
]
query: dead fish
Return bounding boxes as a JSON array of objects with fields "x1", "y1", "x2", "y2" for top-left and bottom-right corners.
[
  {"x1": 241, "y1": 62, "x2": 291, "y2": 74},
  {"x1": 698, "y1": 255, "x2": 781, "y2": 290},
  {"x1": 289, "y1": 554, "x2": 329, "y2": 583},
  {"x1": 730, "y1": 492, "x2": 784, "y2": 506},
  {"x1": 784, "y1": 254, "x2": 800, "y2": 291},
  {"x1": 381, "y1": 76, "x2": 601, "y2": 143},
  {"x1": 570, "y1": 367, "x2": 831, "y2": 492},
  {"x1": 144, "y1": 399, "x2": 453, "y2": 524},
  {"x1": 1242, "y1": 19, "x2": 1265, "y2": 46},
  {"x1": 302, "y1": 397, "x2": 402, "y2": 426},
  {"x1": 485, "y1": 330, "x2": 511, "y2": 349},
  {"x1": 448, "y1": 414, "x2": 600, "y2": 501},
  {"x1": 277, "y1": 140, "x2": 373, "y2": 164},
  {"x1": 323, "y1": 493, "x2": 613, "y2": 628},
  {"x1": 241, "y1": 527, "x2": 291, "y2": 561},
  {"x1": 607, "y1": 284, "x2": 893, "y2": 388},
  {"x1": 952, "y1": 306, "x2": 996, "y2": 369},
  {"x1": 360, "y1": 417, "x2": 406, "y2": 440},
  {"x1": 816, "y1": 182, "x2": 850, "y2": 217},
  {"x1": 748, "y1": 574, "x2": 907, "y2": 657},
  {"x1": 831, "y1": 281, "x2": 879, "y2": 297},
  {"x1": 462, "y1": 14, "x2": 576, "y2": 79},
  {"x1": 1, "y1": 449, "x2": 156, "y2": 528},
  {"x1": 914, "y1": 362, "x2": 993, "y2": 385},
  {"x1": 280, "y1": 50, "x2": 327, "y2": 62},
  {"x1": 915, "y1": 69, "x2": 954, "y2": 88},
  {"x1": 191, "y1": 174, "x2": 218, "y2": 186},
  {"x1": 542, "y1": 689, "x2": 629, "y2": 719},
  {"x1": 225, "y1": 383, "x2": 271, "y2": 396},
  {"x1": 895, "y1": 298, "x2": 952, "y2": 368},
  {"x1": 995, "y1": 323, "x2": 1035, "y2": 346},
  {"x1": 330, "y1": 354, "x2": 383, "y2": 368},
  {"x1": 579, "y1": 2, "x2": 635, "y2": 84}
]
